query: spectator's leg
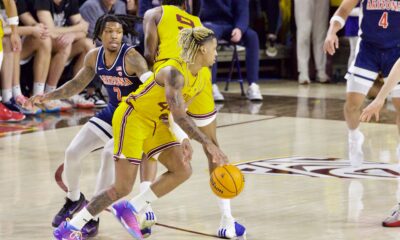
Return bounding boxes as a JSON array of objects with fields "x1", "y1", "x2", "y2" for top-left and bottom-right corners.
[
  {"x1": 294, "y1": 0, "x2": 312, "y2": 83},
  {"x1": 242, "y1": 28, "x2": 260, "y2": 85},
  {"x1": 70, "y1": 38, "x2": 95, "y2": 75},
  {"x1": 261, "y1": 0, "x2": 279, "y2": 35},
  {"x1": 46, "y1": 39, "x2": 73, "y2": 91},
  {"x1": 20, "y1": 36, "x2": 52, "y2": 95},
  {"x1": 1, "y1": 36, "x2": 13, "y2": 103},
  {"x1": 312, "y1": 0, "x2": 329, "y2": 82}
]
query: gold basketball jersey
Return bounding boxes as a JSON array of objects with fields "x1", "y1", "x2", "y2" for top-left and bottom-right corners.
[
  {"x1": 154, "y1": 5, "x2": 202, "y2": 69},
  {"x1": 126, "y1": 58, "x2": 210, "y2": 121}
]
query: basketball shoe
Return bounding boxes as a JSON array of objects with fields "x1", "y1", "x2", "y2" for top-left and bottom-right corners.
[
  {"x1": 382, "y1": 204, "x2": 400, "y2": 227},
  {"x1": 111, "y1": 200, "x2": 143, "y2": 239},
  {"x1": 217, "y1": 215, "x2": 246, "y2": 239},
  {"x1": 52, "y1": 193, "x2": 87, "y2": 227},
  {"x1": 348, "y1": 131, "x2": 364, "y2": 168},
  {"x1": 81, "y1": 218, "x2": 99, "y2": 238},
  {"x1": 53, "y1": 220, "x2": 84, "y2": 240},
  {"x1": 0, "y1": 102, "x2": 25, "y2": 122},
  {"x1": 139, "y1": 205, "x2": 157, "y2": 238}
]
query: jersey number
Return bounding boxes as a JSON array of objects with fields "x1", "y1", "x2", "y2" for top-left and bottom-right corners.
[
  {"x1": 379, "y1": 12, "x2": 389, "y2": 29},
  {"x1": 176, "y1": 14, "x2": 194, "y2": 30},
  {"x1": 113, "y1": 87, "x2": 122, "y2": 101}
]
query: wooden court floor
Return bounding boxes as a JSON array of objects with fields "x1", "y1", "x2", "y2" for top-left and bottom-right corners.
[{"x1": 2, "y1": 81, "x2": 400, "y2": 239}]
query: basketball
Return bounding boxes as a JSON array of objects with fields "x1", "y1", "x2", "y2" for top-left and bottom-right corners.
[{"x1": 210, "y1": 164, "x2": 245, "y2": 199}]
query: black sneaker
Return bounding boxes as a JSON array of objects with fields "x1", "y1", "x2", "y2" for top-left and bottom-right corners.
[
  {"x1": 52, "y1": 193, "x2": 87, "y2": 227},
  {"x1": 85, "y1": 92, "x2": 107, "y2": 108},
  {"x1": 265, "y1": 34, "x2": 278, "y2": 57},
  {"x1": 82, "y1": 218, "x2": 99, "y2": 238}
]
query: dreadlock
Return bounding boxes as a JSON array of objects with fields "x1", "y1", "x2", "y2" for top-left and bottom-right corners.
[
  {"x1": 178, "y1": 26, "x2": 215, "y2": 64},
  {"x1": 93, "y1": 14, "x2": 143, "y2": 43},
  {"x1": 162, "y1": 0, "x2": 186, "y2": 6}
]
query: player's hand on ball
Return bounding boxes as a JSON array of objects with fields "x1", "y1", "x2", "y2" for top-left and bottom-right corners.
[{"x1": 204, "y1": 142, "x2": 228, "y2": 166}]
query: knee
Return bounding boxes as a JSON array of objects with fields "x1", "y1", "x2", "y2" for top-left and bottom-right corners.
[
  {"x1": 39, "y1": 38, "x2": 52, "y2": 53},
  {"x1": 83, "y1": 39, "x2": 95, "y2": 52},
  {"x1": 243, "y1": 29, "x2": 259, "y2": 45},
  {"x1": 344, "y1": 100, "x2": 361, "y2": 112},
  {"x1": 65, "y1": 145, "x2": 80, "y2": 162},
  {"x1": 175, "y1": 161, "x2": 192, "y2": 182}
]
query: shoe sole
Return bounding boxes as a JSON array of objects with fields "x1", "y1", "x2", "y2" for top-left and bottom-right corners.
[{"x1": 111, "y1": 205, "x2": 143, "y2": 240}]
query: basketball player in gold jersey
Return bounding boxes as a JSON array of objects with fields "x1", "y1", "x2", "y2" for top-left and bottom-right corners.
[
  {"x1": 0, "y1": 0, "x2": 20, "y2": 60},
  {"x1": 141, "y1": 0, "x2": 247, "y2": 238},
  {"x1": 54, "y1": 26, "x2": 227, "y2": 240}
]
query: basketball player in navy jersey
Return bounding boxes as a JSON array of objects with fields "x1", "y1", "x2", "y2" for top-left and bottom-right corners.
[
  {"x1": 28, "y1": 14, "x2": 152, "y2": 238},
  {"x1": 324, "y1": 0, "x2": 400, "y2": 168}
]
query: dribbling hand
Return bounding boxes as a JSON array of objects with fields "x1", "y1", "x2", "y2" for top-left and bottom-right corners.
[{"x1": 204, "y1": 142, "x2": 228, "y2": 166}]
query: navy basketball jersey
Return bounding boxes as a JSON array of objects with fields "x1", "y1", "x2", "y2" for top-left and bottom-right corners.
[
  {"x1": 360, "y1": 0, "x2": 400, "y2": 48},
  {"x1": 95, "y1": 43, "x2": 141, "y2": 107}
]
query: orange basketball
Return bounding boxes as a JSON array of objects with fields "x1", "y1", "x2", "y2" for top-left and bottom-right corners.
[{"x1": 210, "y1": 164, "x2": 245, "y2": 199}]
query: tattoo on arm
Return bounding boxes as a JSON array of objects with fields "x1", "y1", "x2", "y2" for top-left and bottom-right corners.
[
  {"x1": 86, "y1": 187, "x2": 122, "y2": 216},
  {"x1": 165, "y1": 69, "x2": 211, "y2": 145},
  {"x1": 126, "y1": 49, "x2": 149, "y2": 77},
  {"x1": 45, "y1": 66, "x2": 95, "y2": 100}
]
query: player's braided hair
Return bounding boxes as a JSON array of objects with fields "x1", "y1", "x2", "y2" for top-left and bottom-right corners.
[
  {"x1": 162, "y1": 0, "x2": 186, "y2": 6},
  {"x1": 178, "y1": 27, "x2": 215, "y2": 64},
  {"x1": 93, "y1": 14, "x2": 142, "y2": 42}
]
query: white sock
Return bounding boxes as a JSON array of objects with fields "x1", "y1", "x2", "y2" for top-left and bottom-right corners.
[
  {"x1": 2, "y1": 89, "x2": 12, "y2": 102},
  {"x1": 67, "y1": 191, "x2": 81, "y2": 202},
  {"x1": 349, "y1": 128, "x2": 362, "y2": 139},
  {"x1": 217, "y1": 198, "x2": 233, "y2": 219},
  {"x1": 69, "y1": 207, "x2": 94, "y2": 230},
  {"x1": 12, "y1": 85, "x2": 22, "y2": 98},
  {"x1": 140, "y1": 181, "x2": 152, "y2": 193},
  {"x1": 33, "y1": 83, "x2": 45, "y2": 95},
  {"x1": 45, "y1": 84, "x2": 56, "y2": 93},
  {"x1": 130, "y1": 187, "x2": 158, "y2": 213}
]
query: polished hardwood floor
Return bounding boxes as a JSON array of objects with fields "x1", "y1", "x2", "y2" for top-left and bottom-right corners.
[{"x1": 2, "y1": 80, "x2": 400, "y2": 239}]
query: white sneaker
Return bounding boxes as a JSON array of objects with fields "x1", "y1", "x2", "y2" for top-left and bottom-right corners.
[
  {"x1": 69, "y1": 94, "x2": 95, "y2": 109},
  {"x1": 348, "y1": 132, "x2": 364, "y2": 167},
  {"x1": 298, "y1": 73, "x2": 311, "y2": 84},
  {"x1": 247, "y1": 83, "x2": 263, "y2": 101},
  {"x1": 316, "y1": 71, "x2": 329, "y2": 83},
  {"x1": 213, "y1": 84, "x2": 225, "y2": 101},
  {"x1": 217, "y1": 215, "x2": 246, "y2": 239},
  {"x1": 382, "y1": 204, "x2": 400, "y2": 227},
  {"x1": 53, "y1": 99, "x2": 72, "y2": 112},
  {"x1": 139, "y1": 205, "x2": 157, "y2": 238}
]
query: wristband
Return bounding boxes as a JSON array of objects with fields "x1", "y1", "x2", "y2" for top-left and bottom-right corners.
[
  {"x1": 330, "y1": 15, "x2": 345, "y2": 29},
  {"x1": 7, "y1": 16, "x2": 19, "y2": 26},
  {"x1": 139, "y1": 71, "x2": 153, "y2": 83},
  {"x1": 169, "y1": 114, "x2": 189, "y2": 143}
]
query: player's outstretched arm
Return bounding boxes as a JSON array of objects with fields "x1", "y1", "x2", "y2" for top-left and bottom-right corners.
[
  {"x1": 160, "y1": 67, "x2": 227, "y2": 166},
  {"x1": 324, "y1": 0, "x2": 359, "y2": 55},
  {"x1": 360, "y1": 59, "x2": 400, "y2": 122},
  {"x1": 27, "y1": 49, "x2": 97, "y2": 106},
  {"x1": 125, "y1": 48, "x2": 151, "y2": 81}
]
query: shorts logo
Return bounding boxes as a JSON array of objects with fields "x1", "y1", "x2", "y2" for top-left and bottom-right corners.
[{"x1": 236, "y1": 157, "x2": 400, "y2": 180}]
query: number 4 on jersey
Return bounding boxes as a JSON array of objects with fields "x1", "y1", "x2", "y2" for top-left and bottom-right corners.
[{"x1": 379, "y1": 12, "x2": 389, "y2": 29}]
